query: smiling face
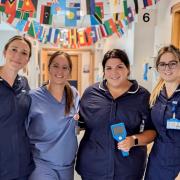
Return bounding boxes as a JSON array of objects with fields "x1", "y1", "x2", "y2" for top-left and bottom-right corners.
[
  {"x1": 104, "y1": 58, "x2": 130, "y2": 88},
  {"x1": 3, "y1": 39, "x2": 30, "y2": 72},
  {"x1": 48, "y1": 55, "x2": 71, "y2": 85},
  {"x1": 157, "y1": 52, "x2": 180, "y2": 83}
]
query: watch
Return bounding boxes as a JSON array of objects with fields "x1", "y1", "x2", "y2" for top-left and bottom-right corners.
[{"x1": 132, "y1": 135, "x2": 138, "y2": 146}]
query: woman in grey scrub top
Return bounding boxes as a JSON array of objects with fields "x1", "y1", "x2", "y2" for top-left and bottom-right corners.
[{"x1": 26, "y1": 51, "x2": 80, "y2": 180}]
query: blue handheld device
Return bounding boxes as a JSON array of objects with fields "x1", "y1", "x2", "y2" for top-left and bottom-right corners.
[{"x1": 111, "y1": 122, "x2": 129, "y2": 157}]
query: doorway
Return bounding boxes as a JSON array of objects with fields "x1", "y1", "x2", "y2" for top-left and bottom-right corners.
[
  {"x1": 40, "y1": 48, "x2": 94, "y2": 95},
  {"x1": 171, "y1": 2, "x2": 180, "y2": 49}
]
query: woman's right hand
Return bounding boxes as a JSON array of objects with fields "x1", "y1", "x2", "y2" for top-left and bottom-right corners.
[{"x1": 117, "y1": 136, "x2": 135, "y2": 152}]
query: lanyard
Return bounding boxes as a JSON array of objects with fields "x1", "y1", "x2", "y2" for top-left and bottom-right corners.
[{"x1": 172, "y1": 101, "x2": 178, "y2": 118}]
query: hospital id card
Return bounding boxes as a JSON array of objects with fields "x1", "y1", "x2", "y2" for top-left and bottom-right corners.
[{"x1": 166, "y1": 118, "x2": 180, "y2": 130}]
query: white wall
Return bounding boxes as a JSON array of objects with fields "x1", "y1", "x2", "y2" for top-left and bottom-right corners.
[
  {"x1": 27, "y1": 40, "x2": 40, "y2": 89},
  {"x1": 154, "y1": 0, "x2": 179, "y2": 52},
  {"x1": 0, "y1": 22, "x2": 18, "y2": 66},
  {"x1": 132, "y1": 8, "x2": 156, "y2": 91}
]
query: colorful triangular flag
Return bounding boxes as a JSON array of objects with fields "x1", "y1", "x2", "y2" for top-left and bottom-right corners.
[{"x1": 40, "y1": 5, "x2": 52, "y2": 25}]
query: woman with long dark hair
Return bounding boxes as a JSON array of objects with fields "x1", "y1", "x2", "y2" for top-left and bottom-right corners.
[{"x1": 27, "y1": 51, "x2": 80, "y2": 180}]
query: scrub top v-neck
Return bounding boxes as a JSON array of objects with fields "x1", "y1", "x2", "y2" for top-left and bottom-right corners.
[{"x1": 27, "y1": 85, "x2": 79, "y2": 170}]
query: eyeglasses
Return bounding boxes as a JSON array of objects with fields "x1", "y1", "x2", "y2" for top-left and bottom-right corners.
[{"x1": 157, "y1": 60, "x2": 179, "y2": 71}]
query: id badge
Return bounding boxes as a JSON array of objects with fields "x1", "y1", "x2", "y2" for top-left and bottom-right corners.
[{"x1": 166, "y1": 118, "x2": 180, "y2": 130}]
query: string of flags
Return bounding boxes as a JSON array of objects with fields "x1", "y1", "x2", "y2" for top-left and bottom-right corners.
[{"x1": 0, "y1": 0, "x2": 160, "y2": 48}]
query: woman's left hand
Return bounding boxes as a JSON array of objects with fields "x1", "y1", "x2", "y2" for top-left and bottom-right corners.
[
  {"x1": 117, "y1": 136, "x2": 135, "y2": 152},
  {"x1": 73, "y1": 113, "x2": 79, "y2": 121}
]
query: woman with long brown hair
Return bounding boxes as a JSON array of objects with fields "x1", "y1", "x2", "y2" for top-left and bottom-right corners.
[{"x1": 26, "y1": 51, "x2": 80, "y2": 180}]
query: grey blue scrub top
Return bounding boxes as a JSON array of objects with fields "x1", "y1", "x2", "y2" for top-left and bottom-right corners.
[{"x1": 26, "y1": 85, "x2": 80, "y2": 170}]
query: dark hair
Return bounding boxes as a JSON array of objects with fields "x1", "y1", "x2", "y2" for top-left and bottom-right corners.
[
  {"x1": 155, "y1": 44, "x2": 180, "y2": 69},
  {"x1": 102, "y1": 49, "x2": 130, "y2": 71},
  {"x1": 48, "y1": 51, "x2": 73, "y2": 115},
  {"x1": 4, "y1": 35, "x2": 32, "y2": 58},
  {"x1": 48, "y1": 51, "x2": 72, "y2": 72}
]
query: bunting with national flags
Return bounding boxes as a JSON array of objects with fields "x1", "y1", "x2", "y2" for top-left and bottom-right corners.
[
  {"x1": 16, "y1": 0, "x2": 37, "y2": 18},
  {"x1": 21, "y1": 0, "x2": 38, "y2": 16},
  {"x1": 0, "y1": 4, "x2": 5, "y2": 12},
  {"x1": 77, "y1": 29, "x2": 87, "y2": 46},
  {"x1": 51, "y1": 0, "x2": 66, "y2": 15},
  {"x1": 104, "y1": 18, "x2": 118, "y2": 36},
  {"x1": 84, "y1": 27, "x2": 93, "y2": 46},
  {"x1": 4, "y1": 0, "x2": 16, "y2": 15},
  {"x1": 16, "y1": 1, "x2": 30, "y2": 20},
  {"x1": 95, "y1": 2, "x2": 104, "y2": 20},
  {"x1": 127, "y1": 7, "x2": 134, "y2": 23},
  {"x1": 40, "y1": 5, "x2": 52, "y2": 25},
  {"x1": 27, "y1": 20, "x2": 40, "y2": 38},
  {"x1": 86, "y1": 0, "x2": 95, "y2": 15},
  {"x1": 0, "y1": 0, "x2": 162, "y2": 48},
  {"x1": 134, "y1": 0, "x2": 138, "y2": 14},
  {"x1": 68, "y1": 28, "x2": 78, "y2": 48},
  {"x1": 15, "y1": 19, "x2": 27, "y2": 31},
  {"x1": 65, "y1": 7, "x2": 80, "y2": 27},
  {"x1": 0, "y1": 0, "x2": 6, "y2": 12},
  {"x1": 143, "y1": 0, "x2": 153, "y2": 8}
]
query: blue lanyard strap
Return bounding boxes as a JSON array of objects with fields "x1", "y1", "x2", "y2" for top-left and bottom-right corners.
[
  {"x1": 172, "y1": 101, "x2": 178, "y2": 118},
  {"x1": 172, "y1": 101, "x2": 178, "y2": 113}
]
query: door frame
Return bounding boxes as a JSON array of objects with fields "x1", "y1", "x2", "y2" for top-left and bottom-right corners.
[
  {"x1": 40, "y1": 47, "x2": 94, "y2": 95},
  {"x1": 171, "y1": 2, "x2": 180, "y2": 48}
]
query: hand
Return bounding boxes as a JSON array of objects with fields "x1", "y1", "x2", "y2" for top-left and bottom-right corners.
[
  {"x1": 73, "y1": 113, "x2": 79, "y2": 121},
  {"x1": 175, "y1": 172, "x2": 180, "y2": 180},
  {"x1": 117, "y1": 136, "x2": 135, "y2": 152}
]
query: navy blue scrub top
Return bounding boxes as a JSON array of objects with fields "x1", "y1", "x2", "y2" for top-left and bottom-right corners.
[
  {"x1": 145, "y1": 85, "x2": 180, "y2": 180},
  {"x1": 76, "y1": 80, "x2": 154, "y2": 180},
  {"x1": 0, "y1": 75, "x2": 34, "y2": 180}
]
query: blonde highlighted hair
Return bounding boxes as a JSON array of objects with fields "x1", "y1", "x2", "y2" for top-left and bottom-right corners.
[
  {"x1": 150, "y1": 45, "x2": 180, "y2": 107},
  {"x1": 150, "y1": 78, "x2": 165, "y2": 107}
]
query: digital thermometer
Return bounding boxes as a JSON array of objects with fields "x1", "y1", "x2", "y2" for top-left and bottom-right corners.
[{"x1": 111, "y1": 122, "x2": 129, "y2": 157}]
